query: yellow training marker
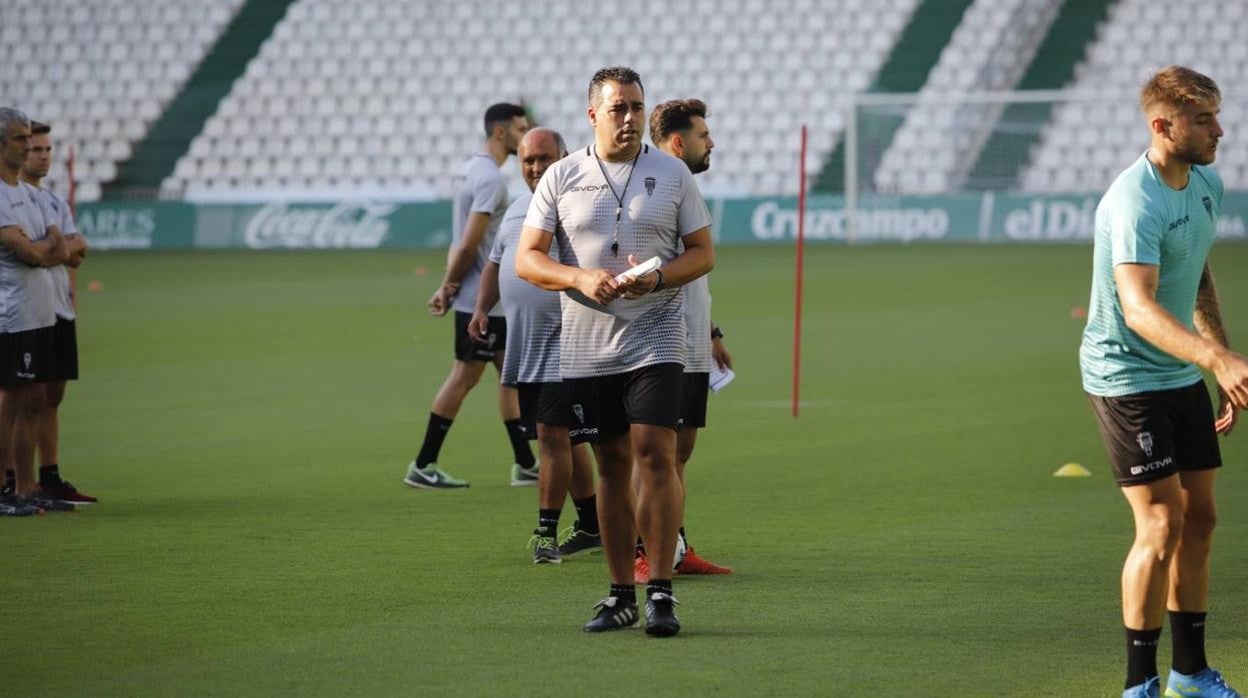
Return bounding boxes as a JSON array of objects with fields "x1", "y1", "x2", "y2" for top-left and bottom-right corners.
[{"x1": 1054, "y1": 462, "x2": 1091, "y2": 477}]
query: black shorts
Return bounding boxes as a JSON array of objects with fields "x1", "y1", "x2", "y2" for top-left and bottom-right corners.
[
  {"x1": 518, "y1": 381, "x2": 593, "y2": 445},
  {"x1": 564, "y1": 363, "x2": 684, "y2": 442},
  {"x1": 50, "y1": 318, "x2": 78, "y2": 381},
  {"x1": 0, "y1": 325, "x2": 57, "y2": 387},
  {"x1": 1088, "y1": 381, "x2": 1222, "y2": 486},
  {"x1": 454, "y1": 311, "x2": 505, "y2": 362},
  {"x1": 678, "y1": 372, "x2": 709, "y2": 429}
]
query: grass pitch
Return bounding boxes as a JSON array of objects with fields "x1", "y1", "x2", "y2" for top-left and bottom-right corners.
[{"x1": 8, "y1": 244, "x2": 1248, "y2": 696}]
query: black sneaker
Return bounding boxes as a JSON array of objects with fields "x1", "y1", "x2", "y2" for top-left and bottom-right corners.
[
  {"x1": 557, "y1": 525, "x2": 602, "y2": 557},
  {"x1": 0, "y1": 491, "x2": 40, "y2": 516},
  {"x1": 29, "y1": 489, "x2": 76, "y2": 512},
  {"x1": 645, "y1": 592, "x2": 680, "y2": 637},
  {"x1": 583, "y1": 596, "x2": 639, "y2": 633},
  {"x1": 528, "y1": 534, "x2": 562, "y2": 565}
]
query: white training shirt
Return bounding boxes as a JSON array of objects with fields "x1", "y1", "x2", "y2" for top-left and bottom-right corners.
[
  {"x1": 36, "y1": 187, "x2": 78, "y2": 321},
  {"x1": 450, "y1": 153, "x2": 508, "y2": 317},
  {"x1": 524, "y1": 144, "x2": 713, "y2": 378},
  {"x1": 0, "y1": 180, "x2": 58, "y2": 333},
  {"x1": 491, "y1": 191, "x2": 562, "y2": 386},
  {"x1": 682, "y1": 274, "x2": 713, "y2": 373}
]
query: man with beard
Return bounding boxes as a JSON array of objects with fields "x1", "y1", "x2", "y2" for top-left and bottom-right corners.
[
  {"x1": 632, "y1": 98, "x2": 733, "y2": 581},
  {"x1": 404, "y1": 103, "x2": 533, "y2": 490},
  {"x1": 1080, "y1": 66, "x2": 1247, "y2": 698}
]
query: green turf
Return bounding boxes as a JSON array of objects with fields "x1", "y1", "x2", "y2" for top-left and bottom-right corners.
[{"x1": 10, "y1": 244, "x2": 1248, "y2": 696}]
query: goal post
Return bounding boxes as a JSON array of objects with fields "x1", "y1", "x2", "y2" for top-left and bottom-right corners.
[{"x1": 835, "y1": 89, "x2": 1248, "y2": 242}]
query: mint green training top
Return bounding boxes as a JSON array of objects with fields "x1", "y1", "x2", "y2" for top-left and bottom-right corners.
[{"x1": 1079, "y1": 153, "x2": 1222, "y2": 397}]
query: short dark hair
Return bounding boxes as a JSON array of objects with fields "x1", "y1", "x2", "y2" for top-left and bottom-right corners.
[
  {"x1": 30, "y1": 121, "x2": 51, "y2": 135},
  {"x1": 483, "y1": 103, "x2": 527, "y2": 137},
  {"x1": 588, "y1": 66, "x2": 644, "y2": 107},
  {"x1": 649, "y1": 99, "x2": 708, "y2": 144}
]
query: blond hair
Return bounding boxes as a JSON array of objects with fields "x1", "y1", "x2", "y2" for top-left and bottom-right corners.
[{"x1": 1140, "y1": 66, "x2": 1221, "y2": 113}]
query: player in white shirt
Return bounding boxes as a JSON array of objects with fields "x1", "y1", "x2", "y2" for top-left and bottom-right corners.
[
  {"x1": 469, "y1": 128, "x2": 600, "y2": 564},
  {"x1": 634, "y1": 99, "x2": 733, "y2": 579},
  {"x1": 19, "y1": 120, "x2": 95, "y2": 505},
  {"x1": 404, "y1": 103, "x2": 532, "y2": 490},
  {"x1": 0, "y1": 108, "x2": 79, "y2": 516},
  {"x1": 517, "y1": 67, "x2": 715, "y2": 637}
]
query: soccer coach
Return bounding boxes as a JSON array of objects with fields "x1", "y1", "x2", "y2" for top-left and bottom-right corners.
[{"x1": 516, "y1": 66, "x2": 714, "y2": 637}]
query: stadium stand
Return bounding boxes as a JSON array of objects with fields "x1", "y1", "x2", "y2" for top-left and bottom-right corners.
[
  {"x1": 873, "y1": 0, "x2": 1063, "y2": 193},
  {"x1": 164, "y1": 0, "x2": 921, "y2": 200},
  {"x1": 1020, "y1": 0, "x2": 1248, "y2": 193},
  {"x1": 810, "y1": 0, "x2": 973, "y2": 194},
  {"x1": 0, "y1": 0, "x2": 244, "y2": 202}
]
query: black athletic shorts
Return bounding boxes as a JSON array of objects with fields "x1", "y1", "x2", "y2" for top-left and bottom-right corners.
[
  {"x1": 1087, "y1": 380, "x2": 1222, "y2": 486},
  {"x1": 0, "y1": 325, "x2": 57, "y2": 387},
  {"x1": 564, "y1": 362, "x2": 684, "y2": 442},
  {"x1": 678, "y1": 372, "x2": 709, "y2": 430},
  {"x1": 50, "y1": 318, "x2": 78, "y2": 381},
  {"x1": 518, "y1": 381, "x2": 593, "y2": 445},
  {"x1": 454, "y1": 311, "x2": 505, "y2": 362}
]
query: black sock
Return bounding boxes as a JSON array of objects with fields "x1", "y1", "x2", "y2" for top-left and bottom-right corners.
[
  {"x1": 647, "y1": 579, "x2": 673, "y2": 598},
  {"x1": 1169, "y1": 611, "x2": 1209, "y2": 675},
  {"x1": 4, "y1": 469, "x2": 14, "y2": 491},
  {"x1": 573, "y1": 495, "x2": 599, "y2": 534},
  {"x1": 503, "y1": 419, "x2": 535, "y2": 468},
  {"x1": 415, "y1": 413, "x2": 454, "y2": 468},
  {"x1": 609, "y1": 583, "x2": 635, "y2": 603},
  {"x1": 1125, "y1": 626, "x2": 1162, "y2": 689},
  {"x1": 39, "y1": 464, "x2": 60, "y2": 487},
  {"x1": 537, "y1": 508, "x2": 561, "y2": 539}
]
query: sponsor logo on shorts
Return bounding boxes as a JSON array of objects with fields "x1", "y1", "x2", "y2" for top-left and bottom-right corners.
[
  {"x1": 1130, "y1": 456, "x2": 1173, "y2": 477},
  {"x1": 568, "y1": 427, "x2": 598, "y2": 439},
  {"x1": 1136, "y1": 431, "x2": 1154, "y2": 458},
  {"x1": 572, "y1": 404, "x2": 585, "y2": 424}
]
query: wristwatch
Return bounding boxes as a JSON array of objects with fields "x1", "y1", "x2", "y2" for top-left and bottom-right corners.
[{"x1": 651, "y1": 269, "x2": 666, "y2": 293}]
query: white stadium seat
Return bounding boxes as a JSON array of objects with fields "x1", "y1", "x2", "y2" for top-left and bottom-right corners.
[{"x1": 166, "y1": 0, "x2": 920, "y2": 198}]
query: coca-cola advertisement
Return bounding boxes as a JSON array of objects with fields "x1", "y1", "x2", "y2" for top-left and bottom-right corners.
[{"x1": 244, "y1": 202, "x2": 399, "y2": 249}]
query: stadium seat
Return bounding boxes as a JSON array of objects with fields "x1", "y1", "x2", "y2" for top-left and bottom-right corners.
[
  {"x1": 872, "y1": 0, "x2": 1065, "y2": 193},
  {"x1": 170, "y1": 0, "x2": 921, "y2": 198},
  {"x1": 0, "y1": 0, "x2": 245, "y2": 199},
  {"x1": 1020, "y1": 0, "x2": 1248, "y2": 192}
]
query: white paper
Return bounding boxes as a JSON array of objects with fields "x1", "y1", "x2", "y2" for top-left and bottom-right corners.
[
  {"x1": 708, "y1": 364, "x2": 735, "y2": 393},
  {"x1": 612, "y1": 256, "x2": 661, "y2": 284}
]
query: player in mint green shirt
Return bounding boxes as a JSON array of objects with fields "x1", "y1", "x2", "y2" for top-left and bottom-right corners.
[{"x1": 1081, "y1": 67, "x2": 1248, "y2": 698}]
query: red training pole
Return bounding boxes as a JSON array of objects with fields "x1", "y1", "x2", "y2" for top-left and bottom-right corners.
[{"x1": 792, "y1": 125, "x2": 807, "y2": 419}]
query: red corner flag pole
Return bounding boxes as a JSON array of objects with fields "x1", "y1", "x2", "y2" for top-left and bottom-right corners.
[{"x1": 792, "y1": 125, "x2": 808, "y2": 419}]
